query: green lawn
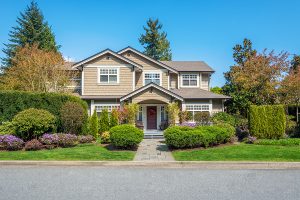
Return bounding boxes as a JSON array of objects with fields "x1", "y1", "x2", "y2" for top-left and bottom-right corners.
[
  {"x1": 173, "y1": 144, "x2": 300, "y2": 162},
  {"x1": 0, "y1": 144, "x2": 135, "y2": 161}
]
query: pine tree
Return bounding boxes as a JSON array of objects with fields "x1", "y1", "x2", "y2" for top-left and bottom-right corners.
[
  {"x1": 99, "y1": 109, "x2": 110, "y2": 133},
  {"x1": 89, "y1": 110, "x2": 99, "y2": 139},
  {"x1": 2, "y1": 1, "x2": 60, "y2": 66},
  {"x1": 110, "y1": 109, "x2": 119, "y2": 128},
  {"x1": 139, "y1": 18, "x2": 172, "y2": 61}
]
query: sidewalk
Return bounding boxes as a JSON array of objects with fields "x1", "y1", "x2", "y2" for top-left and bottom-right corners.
[{"x1": 134, "y1": 139, "x2": 174, "y2": 161}]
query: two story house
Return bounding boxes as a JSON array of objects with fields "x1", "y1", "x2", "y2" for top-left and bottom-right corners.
[{"x1": 70, "y1": 47, "x2": 229, "y2": 132}]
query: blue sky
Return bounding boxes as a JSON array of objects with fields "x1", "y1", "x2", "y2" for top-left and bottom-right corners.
[{"x1": 1, "y1": 0, "x2": 300, "y2": 87}]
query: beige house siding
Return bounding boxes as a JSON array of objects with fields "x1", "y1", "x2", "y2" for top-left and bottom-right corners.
[
  {"x1": 201, "y1": 73, "x2": 209, "y2": 90},
  {"x1": 212, "y1": 99, "x2": 223, "y2": 113},
  {"x1": 86, "y1": 54, "x2": 128, "y2": 65},
  {"x1": 131, "y1": 88, "x2": 171, "y2": 103},
  {"x1": 83, "y1": 67, "x2": 133, "y2": 96},
  {"x1": 122, "y1": 52, "x2": 169, "y2": 89},
  {"x1": 170, "y1": 73, "x2": 178, "y2": 89}
]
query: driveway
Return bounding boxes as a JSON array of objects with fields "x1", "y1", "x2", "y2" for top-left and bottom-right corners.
[{"x1": 0, "y1": 166, "x2": 299, "y2": 200}]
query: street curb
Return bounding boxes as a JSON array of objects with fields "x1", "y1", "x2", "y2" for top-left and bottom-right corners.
[{"x1": 1, "y1": 161, "x2": 300, "y2": 169}]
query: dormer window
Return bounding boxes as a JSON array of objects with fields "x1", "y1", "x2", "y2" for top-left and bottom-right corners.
[
  {"x1": 144, "y1": 72, "x2": 161, "y2": 85},
  {"x1": 181, "y1": 74, "x2": 198, "y2": 87},
  {"x1": 98, "y1": 68, "x2": 119, "y2": 84}
]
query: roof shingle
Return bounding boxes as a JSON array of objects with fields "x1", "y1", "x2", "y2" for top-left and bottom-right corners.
[{"x1": 161, "y1": 61, "x2": 214, "y2": 72}]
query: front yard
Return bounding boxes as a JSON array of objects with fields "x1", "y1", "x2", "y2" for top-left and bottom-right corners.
[
  {"x1": 0, "y1": 143, "x2": 135, "y2": 161},
  {"x1": 173, "y1": 143, "x2": 300, "y2": 162}
]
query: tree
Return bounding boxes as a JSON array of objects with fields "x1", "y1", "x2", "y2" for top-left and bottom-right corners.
[
  {"x1": 110, "y1": 108, "x2": 119, "y2": 128},
  {"x1": 232, "y1": 38, "x2": 256, "y2": 65},
  {"x1": 99, "y1": 109, "x2": 110, "y2": 133},
  {"x1": 89, "y1": 110, "x2": 99, "y2": 138},
  {"x1": 124, "y1": 103, "x2": 139, "y2": 125},
  {"x1": 0, "y1": 44, "x2": 72, "y2": 92},
  {"x1": 291, "y1": 55, "x2": 300, "y2": 72},
  {"x1": 210, "y1": 86, "x2": 223, "y2": 94},
  {"x1": 139, "y1": 18, "x2": 172, "y2": 61},
  {"x1": 2, "y1": 1, "x2": 59, "y2": 66},
  {"x1": 167, "y1": 102, "x2": 180, "y2": 126}
]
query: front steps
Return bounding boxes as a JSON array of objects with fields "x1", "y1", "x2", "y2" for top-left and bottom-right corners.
[{"x1": 144, "y1": 130, "x2": 164, "y2": 139}]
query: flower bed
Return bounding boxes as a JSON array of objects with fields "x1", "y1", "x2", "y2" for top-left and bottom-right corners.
[{"x1": 0, "y1": 135, "x2": 24, "y2": 151}]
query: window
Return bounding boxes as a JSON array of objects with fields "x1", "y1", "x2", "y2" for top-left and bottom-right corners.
[
  {"x1": 181, "y1": 74, "x2": 198, "y2": 87},
  {"x1": 160, "y1": 106, "x2": 168, "y2": 121},
  {"x1": 137, "y1": 106, "x2": 143, "y2": 121},
  {"x1": 99, "y1": 68, "x2": 118, "y2": 84},
  {"x1": 144, "y1": 72, "x2": 160, "y2": 85},
  {"x1": 186, "y1": 104, "x2": 210, "y2": 121},
  {"x1": 95, "y1": 105, "x2": 120, "y2": 113}
]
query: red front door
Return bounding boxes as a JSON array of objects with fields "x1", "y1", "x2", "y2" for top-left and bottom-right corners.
[{"x1": 147, "y1": 106, "x2": 157, "y2": 129}]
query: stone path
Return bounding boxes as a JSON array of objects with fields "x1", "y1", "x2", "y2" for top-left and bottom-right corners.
[{"x1": 134, "y1": 139, "x2": 174, "y2": 161}]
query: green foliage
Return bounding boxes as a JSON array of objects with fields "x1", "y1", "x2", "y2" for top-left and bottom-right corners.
[
  {"x1": 99, "y1": 109, "x2": 110, "y2": 133},
  {"x1": 210, "y1": 86, "x2": 223, "y2": 94},
  {"x1": 110, "y1": 124, "x2": 143, "y2": 149},
  {"x1": 179, "y1": 110, "x2": 192, "y2": 124},
  {"x1": 291, "y1": 55, "x2": 300, "y2": 71},
  {"x1": 211, "y1": 112, "x2": 248, "y2": 128},
  {"x1": 164, "y1": 125, "x2": 235, "y2": 149},
  {"x1": 0, "y1": 122, "x2": 15, "y2": 135},
  {"x1": 89, "y1": 110, "x2": 99, "y2": 139},
  {"x1": 124, "y1": 103, "x2": 139, "y2": 125},
  {"x1": 167, "y1": 102, "x2": 180, "y2": 126},
  {"x1": 194, "y1": 112, "x2": 210, "y2": 125},
  {"x1": 139, "y1": 18, "x2": 172, "y2": 61},
  {"x1": 249, "y1": 105, "x2": 286, "y2": 139},
  {"x1": 254, "y1": 138, "x2": 300, "y2": 146},
  {"x1": 101, "y1": 131, "x2": 111, "y2": 144},
  {"x1": 0, "y1": 90, "x2": 88, "y2": 126},
  {"x1": 286, "y1": 115, "x2": 299, "y2": 137},
  {"x1": 60, "y1": 102, "x2": 87, "y2": 134},
  {"x1": 12, "y1": 108, "x2": 56, "y2": 140},
  {"x1": 2, "y1": 1, "x2": 59, "y2": 66},
  {"x1": 24, "y1": 139, "x2": 43, "y2": 151},
  {"x1": 110, "y1": 108, "x2": 119, "y2": 128}
]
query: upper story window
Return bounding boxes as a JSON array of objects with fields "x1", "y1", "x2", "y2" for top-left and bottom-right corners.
[
  {"x1": 181, "y1": 74, "x2": 198, "y2": 87},
  {"x1": 99, "y1": 68, "x2": 119, "y2": 84},
  {"x1": 144, "y1": 72, "x2": 161, "y2": 85}
]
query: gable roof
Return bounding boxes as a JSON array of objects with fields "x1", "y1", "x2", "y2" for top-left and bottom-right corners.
[
  {"x1": 170, "y1": 88, "x2": 230, "y2": 99},
  {"x1": 117, "y1": 46, "x2": 178, "y2": 74},
  {"x1": 161, "y1": 61, "x2": 215, "y2": 72},
  {"x1": 71, "y1": 49, "x2": 143, "y2": 70},
  {"x1": 120, "y1": 82, "x2": 184, "y2": 102}
]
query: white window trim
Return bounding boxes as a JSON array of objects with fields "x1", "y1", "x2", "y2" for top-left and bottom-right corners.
[
  {"x1": 180, "y1": 73, "x2": 199, "y2": 88},
  {"x1": 142, "y1": 70, "x2": 163, "y2": 86},
  {"x1": 185, "y1": 103, "x2": 212, "y2": 122},
  {"x1": 97, "y1": 67, "x2": 120, "y2": 85},
  {"x1": 94, "y1": 103, "x2": 120, "y2": 113}
]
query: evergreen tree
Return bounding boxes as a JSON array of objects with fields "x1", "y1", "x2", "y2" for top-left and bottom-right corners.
[
  {"x1": 110, "y1": 109, "x2": 119, "y2": 128},
  {"x1": 291, "y1": 55, "x2": 300, "y2": 72},
  {"x1": 99, "y1": 109, "x2": 110, "y2": 133},
  {"x1": 89, "y1": 110, "x2": 99, "y2": 139},
  {"x1": 139, "y1": 18, "x2": 172, "y2": 61},
  {"x1": 2, "y1": 1, "x2": 60, "y2": 66}
]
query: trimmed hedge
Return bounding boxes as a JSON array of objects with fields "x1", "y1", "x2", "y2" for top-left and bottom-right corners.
[
  {"x1": 0, "y1": 90, "x2": 88, "y2": 123},
  {"x1": 254, "y1": 138, "x2": 300, "y2": 146},
  {"x1": 164, "y1": 125, "x2": 235, "y2": 149},
  {"x1": 249, "y1": 105, "x2": 286, "y2": 139},
  {"x1": 110, "y1": 124, "x2": 143, "y2": 149}
]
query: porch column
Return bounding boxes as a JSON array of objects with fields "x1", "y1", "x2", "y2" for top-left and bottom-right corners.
[
  {"x1": 209, "y1": 99, "x2": 213, "y2": 115},
  {"x1": 182, "y1": 101, "x2": 186, "y2": 111},
  {"x1": 90, "y1": 100, "x2": 95, "y2": 115}
]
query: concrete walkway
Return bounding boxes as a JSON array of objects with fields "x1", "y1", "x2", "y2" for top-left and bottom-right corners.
[{"x1": 134, "y1": 139, "x2": 174, "y2": 161}]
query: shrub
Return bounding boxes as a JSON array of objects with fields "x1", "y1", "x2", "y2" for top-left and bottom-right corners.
[
  {"x1": 89, "y1": 110, "x2": 99, "y2": 138},
  {"x1": 242, "y1": 136, "x2": 257, "y2": 144},
  {"x1": 0, "y1": 121, "x2": 15, "y2": 135},
  {"x1": 78, "y1": 135, "x2": 94, "y2": 144},
  {"x1": 286, "y1": 115, "x2": 298, "y2": 137},
  {"x1": 101, "y1": 131, "x2": 111, "y2": 144},
  {"x1": 57, "y1": 133, "x2": 78, "y2": 147},
  {"x1": 179, "y1": 111, "x2": 192, "y2": 124},
  {"x1": 24, "y1": 139, "x2": 43, "y2": 151},
  {"x1": 0, "y1": 135, "x2": 24, "y2": 151},
  {"x1": 110, "y1": 109, "x2": 119, "y2": 128},
  {"x1": 249, "y1": 105, "x2": 286, "y2": 139},
  {"x1": 124, "y1": 103, "x2": 139, "y2": 125},
  {"x1": 12, "y1": 108, "x2": 56, "y2": 141},
  {"x1": 99, "y1": 109, "x2": 110, "y2": 133},
  {"x1": 167, "y1": 102, "x2": 180, "y2": 125},
  {"x1": 164, "y1": 124, "x2": 235, "y2": 149},
  {"x1": 0, "y1": 91, "x2": 88, "y2": 124},
  {"x1": 39, "y1": 133, "x2": 59, "y2": 146},
  {"x1": 254, "y1": 138, "x2": 300, "y2": 146},
  {"x1": 194, "y1": 112, "x2": 210, "y2": 125},
  {"x1": 110, "y1": 124, "x2": 143, "y2": 149},
  {"x1": 60, "y1": 102, "x2": 87, "y2": 134}
]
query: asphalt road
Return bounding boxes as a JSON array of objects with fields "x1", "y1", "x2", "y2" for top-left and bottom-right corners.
[{"x1": 0, "y1": 166, "x2": 299, "y2": 200}]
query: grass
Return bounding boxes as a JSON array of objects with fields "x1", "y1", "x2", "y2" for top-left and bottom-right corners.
[
  {"x1": 254, "y1": 138, "x2": 300, "y2": 146},
  {"x1": 173, "y1": 143, "x2": 300, "y2": 162},
  {"x1": 0, "y1": 143, "x2": 135, "y2": 161}
]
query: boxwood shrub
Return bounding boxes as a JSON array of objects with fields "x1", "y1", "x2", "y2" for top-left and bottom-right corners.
[
  {"x1": 254, "y1": 138, "x2": 300, "y2": 146},
  {"x1": 110, "y1": 124, "x2": 143, "y2": 149},
  {"x1": 164, "y1": 124, "x2": 235, "y2": 149},
  {"x1": 249, "y1": 105, "x2": 286, "y2": 139}
]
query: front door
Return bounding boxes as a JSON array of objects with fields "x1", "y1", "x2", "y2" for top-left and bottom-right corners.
[{"x1": 147, "y1": 106, "x2": 157, "y2": 129}]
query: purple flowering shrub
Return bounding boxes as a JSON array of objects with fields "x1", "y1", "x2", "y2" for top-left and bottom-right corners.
[
  {"x1": 78, "y1": 135, "x2": 94, "y2": 144},
  {"x1": 57, "y1": 133, "x2": 78, "y2": 147},
  {"x1": 25, "y1": 139, "x2": 43, "y2": 151},
  {"x1": 39, "y1": 133, "x2": 59, "y2": 146},
  {"x1": 179, "y1": 122, "x2": 197, "y2": 128},
  {"x1": 0, "y1": 135, "x2": 24, "y2": 151}
]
